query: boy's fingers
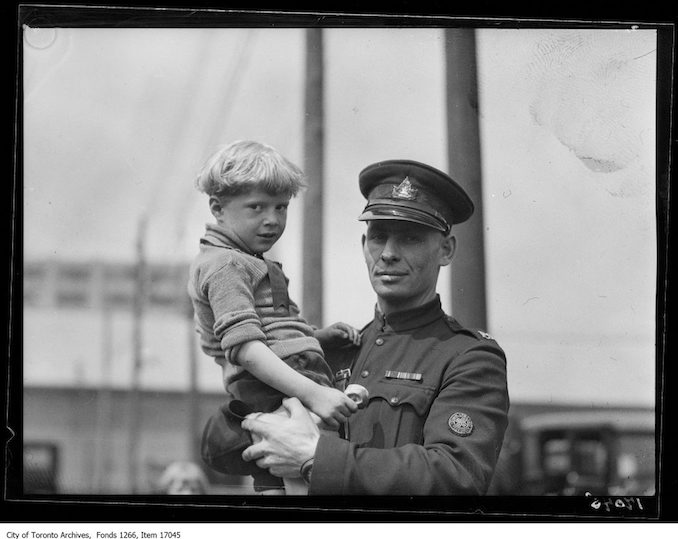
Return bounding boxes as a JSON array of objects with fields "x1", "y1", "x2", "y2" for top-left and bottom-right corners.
[{"x1": 347, "y1": 327, "x2": 360, "y2": 345}]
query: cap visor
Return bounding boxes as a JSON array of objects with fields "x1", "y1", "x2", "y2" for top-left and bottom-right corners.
[{"x1": 358, "y1": 207, "x2": 447, "y2": 232}]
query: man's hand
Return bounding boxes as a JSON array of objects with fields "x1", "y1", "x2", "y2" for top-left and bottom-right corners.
[
  {"x1": 241, "y1": 398, "x2": 321, "y2": 478},
  {"x1": 314, "y1": 322, "x2": 361, "y2": 348}
]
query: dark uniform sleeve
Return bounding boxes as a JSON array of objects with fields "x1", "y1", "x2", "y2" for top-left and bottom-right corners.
[{"x1": 309, "y1": 341, "x2": 509, "y2": 495}]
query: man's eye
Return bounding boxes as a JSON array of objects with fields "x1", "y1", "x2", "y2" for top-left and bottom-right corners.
[{"x1": 276, "y1": 205, "x2": 288, "y2": 212}]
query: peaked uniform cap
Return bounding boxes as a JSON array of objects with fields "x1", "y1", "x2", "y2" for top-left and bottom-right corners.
[{"x1": 358, "y1": 159, "x2": 474, "y2": 232}]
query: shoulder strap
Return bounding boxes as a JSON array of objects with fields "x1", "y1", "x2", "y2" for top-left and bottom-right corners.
[
  {"x1": 444, "y1": 315, "x2": 497, "y2": 341},
  {"x1": 263, "y1": 258, "x2": 290, "y2": 312}
]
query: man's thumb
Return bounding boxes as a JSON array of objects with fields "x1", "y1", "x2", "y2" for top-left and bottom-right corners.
[{"x1": 281, "y1": 397, "x2": 306, "y2": 417}]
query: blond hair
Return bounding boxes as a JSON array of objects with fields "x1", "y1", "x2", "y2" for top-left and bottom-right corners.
[
  {"x1": 196, "y1": 140, "x2": 306, "y2": 198},
  {"x1": 157, "y1": 461, "x2": 209, "y2": 495}
]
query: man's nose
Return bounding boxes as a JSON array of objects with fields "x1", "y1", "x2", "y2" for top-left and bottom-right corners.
[{"x1": 380, "y1": 238, "x2": 400, "y2": 262}]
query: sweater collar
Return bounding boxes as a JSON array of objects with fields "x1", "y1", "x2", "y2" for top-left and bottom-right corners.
[
  {"x1": 375, "y1": 295, "x2": 445, "y2": 332},
  {"x1": 201, "y1": 223, "x2": 261, "y2": 258}
]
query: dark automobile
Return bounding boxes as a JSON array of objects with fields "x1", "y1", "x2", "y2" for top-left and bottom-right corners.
[{"x1": 488, "y1": 409, "x2": 655, "y2": 495}]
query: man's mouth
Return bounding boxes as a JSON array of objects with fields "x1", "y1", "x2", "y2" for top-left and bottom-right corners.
[{"x1": 375, "y1": 269, "x2": 407, "y2": 277}]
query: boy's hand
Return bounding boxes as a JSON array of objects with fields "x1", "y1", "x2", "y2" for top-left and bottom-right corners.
[
  {"x1": 303, "y1": 385, "x2": 358, "y2": 430},
  {"x1": 314, "y1": 322, "x2": 361, "y2": 348}
]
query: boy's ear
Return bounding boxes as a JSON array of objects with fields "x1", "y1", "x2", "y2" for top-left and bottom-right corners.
[{"x1": 209, "y1": 196, "x2": 223, "y2": 218}]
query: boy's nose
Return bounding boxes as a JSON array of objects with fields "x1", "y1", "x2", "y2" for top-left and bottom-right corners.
[{"x1": 262, "y1": 211, "x2": 279, "y2": 226}]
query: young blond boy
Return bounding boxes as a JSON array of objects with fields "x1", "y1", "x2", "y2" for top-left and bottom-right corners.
[{"x1": 188, "y1": 140, "x2": 359, "y2": 493}]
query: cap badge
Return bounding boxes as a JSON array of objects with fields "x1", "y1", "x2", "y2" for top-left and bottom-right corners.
[
  {"x1": 448, "y1": 412, "x2": 473, "y2": 437},
  {"x1": 392, "y1": 177, "x2": 418, "y2": 201}
]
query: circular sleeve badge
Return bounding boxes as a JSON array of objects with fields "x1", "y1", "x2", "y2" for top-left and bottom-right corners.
[{"x1": 448, "y1": 412, "x2": 474, "y2": 437}]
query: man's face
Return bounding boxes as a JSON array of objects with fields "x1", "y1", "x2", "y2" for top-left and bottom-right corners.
[
  {"x1": 362, "y1": 220, "x2": 455, "y2": 313},
  {"x1": 212, "y1": 188, "x2": 290, "y2": 254}
]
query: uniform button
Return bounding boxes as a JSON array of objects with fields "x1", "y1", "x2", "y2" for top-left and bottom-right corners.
[
  {"x1": 375, "y1": 338, "x2": 384, "y2": 345},
  {"x1": 361, "y1": 370, "x2": 369, "y2": 378},
  {"x1": 390, "y1": 396, "x2": 399, "y2": 404}
]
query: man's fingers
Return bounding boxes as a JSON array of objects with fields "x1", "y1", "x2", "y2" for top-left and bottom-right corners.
[
  {"x1": 241, "y1": 443, "x2": 262, "y2": 463},
  {"x1": 242, "y1": 411, "x2": 279, "y2": 434}
]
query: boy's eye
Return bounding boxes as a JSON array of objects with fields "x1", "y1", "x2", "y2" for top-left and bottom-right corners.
[{"x1": 248, "y1": 204, "x2": 263, "y2": 211}]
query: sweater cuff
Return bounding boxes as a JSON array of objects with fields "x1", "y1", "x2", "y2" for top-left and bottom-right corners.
[
  {"x1": 220, "y1": 324, "x2": 267, "y2": 363},
  {"x1": 308, "y1": 433, "x2": 350, "y2": 495}
]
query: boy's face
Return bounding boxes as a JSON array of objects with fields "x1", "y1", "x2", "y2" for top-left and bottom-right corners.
[{"x1": 211, "y1": 188, "x2": 290, "y2": 254}]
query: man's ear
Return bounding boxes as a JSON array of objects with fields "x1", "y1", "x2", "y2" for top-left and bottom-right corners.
[
  {"x1": 439, "y1": 234, "x2": 457, "y2": 267},
  {"x1": 209, "y1": 196, "x2": 223, "y2": 219},
  {"x1": 361, "y1": 233, "x2": 366, "y2": 248}
]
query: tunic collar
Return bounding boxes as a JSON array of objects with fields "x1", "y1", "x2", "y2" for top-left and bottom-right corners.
[{"x1": 375, "y1": 295, "x2": 445, "y2": 332}]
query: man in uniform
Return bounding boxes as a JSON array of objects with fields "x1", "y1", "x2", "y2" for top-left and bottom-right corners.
[{"x1": 241, "y1": 159, "x2": 509, "y2": 495}]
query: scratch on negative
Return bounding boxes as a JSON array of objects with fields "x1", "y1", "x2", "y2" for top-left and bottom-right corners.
[
  {"x1": 633, "y1": 49, "x2": 656, "y2": 61},
  {"x1": 523, "y1": 297, "x2": 540, "y2": 305}
]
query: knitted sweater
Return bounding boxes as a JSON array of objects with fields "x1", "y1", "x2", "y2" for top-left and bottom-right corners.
[{"x1": 187, "y1": 223, "x2": 330, "y2": 405}]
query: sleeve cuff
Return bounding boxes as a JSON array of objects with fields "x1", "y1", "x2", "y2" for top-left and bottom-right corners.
[
  {"x1": 220, "y1": 324, "x2": 267, "y2": 363},
  {"x1": 308, "y1": 433, "x2": 350, "y2": 495}
]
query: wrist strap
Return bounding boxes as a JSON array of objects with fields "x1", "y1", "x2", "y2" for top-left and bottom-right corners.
[{"x1": 300, "y1": 457, "x2": 314, "y2": 485}]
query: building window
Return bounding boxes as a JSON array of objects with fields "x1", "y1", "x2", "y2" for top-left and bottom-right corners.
[
  {"x1": 24, "y1": 265, "x2": 45, "y2": 281},
  {"x1": 149, "y1": 292, "x2": 179, "y2": 307},
  {"x1": 56, "y1": 290, "x2": 89, "y2": 307},
  {"x1": 104, "y1": 291, "x2": 132, "y2": 308},
  {"x1": 23, "y1": 290, "x2": 39, "y2": 306},
  {"x1": 59, "y1": 266, "x2": 91, "y2": 282}
]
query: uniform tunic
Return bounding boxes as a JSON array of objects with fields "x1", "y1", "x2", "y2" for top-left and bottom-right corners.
[{"x1": 311, "y1": 296, "x2": 509, "y2": 495}]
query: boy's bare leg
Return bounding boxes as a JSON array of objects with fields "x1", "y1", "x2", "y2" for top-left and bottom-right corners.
[
  {"x1": 252, "y1": 404, "x2": 337, "y2": 495},
  {"x1": 282, "y1": 477, "x2": 308, "y2": 495},
  {"x1": 260, "y1": 488, "x2": 286, "y2": 495}
]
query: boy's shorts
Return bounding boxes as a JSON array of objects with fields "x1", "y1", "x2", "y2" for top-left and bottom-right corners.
[
  {"x1": 200, "y1": 351, "x2": 333, "y2": 491},
  {"x1": 201, "y1": 398, "x2": 284, "y2": 491}
]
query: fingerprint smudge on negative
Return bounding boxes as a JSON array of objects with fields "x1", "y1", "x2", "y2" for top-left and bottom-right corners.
[{"x1": 526, "y1": 30, "x2": 656, "y2": 188}]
